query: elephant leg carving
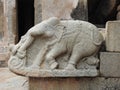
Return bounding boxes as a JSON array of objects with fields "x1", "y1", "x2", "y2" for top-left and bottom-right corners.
[
  {"x1": 65, "y1": 41, "x2": 99, "y2": 70},
  {"x1": 65, "y1": 44, "x2": 84, "y2": 70},
  {"x1": 46, "y1": 43, "x2": 67, "y2": 69}
]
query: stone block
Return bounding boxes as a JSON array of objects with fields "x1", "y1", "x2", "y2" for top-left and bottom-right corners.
[
  {"x1": 100, "y1": 52, "x2": 120, "y2": 77},
  {"x1": 29, "y1": 77, "x2": 120, "y2": 90},
  {"x1": 106, "y1": 21, "x2": 120, "y2": 52},
  {"x1": 4, "y1": 0, "x2": 18, "y2": 44},
  {"x1": 0, "y1": 0, "x2": 17, "y2": 65}
]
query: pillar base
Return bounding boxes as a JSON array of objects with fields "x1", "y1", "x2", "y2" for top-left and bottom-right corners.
[
  {"x1": 29, "y1": 77, "x2": 88, "y2": 90},
  {"x1": 29, "y1": 77, "x2": 120, "y2": 90}
]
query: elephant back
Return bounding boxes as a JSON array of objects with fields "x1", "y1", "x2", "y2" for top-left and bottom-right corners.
[
  {"x1": 73, "y1": 20, "x2": 104, "y2": 46},
  {"x1": 59, "y1": 20, "x2": 104, "y2": 46}
]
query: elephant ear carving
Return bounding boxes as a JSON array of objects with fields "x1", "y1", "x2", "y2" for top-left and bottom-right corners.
[{"x1": 92, "y1": 28, "x2": 104, "y2": 46}]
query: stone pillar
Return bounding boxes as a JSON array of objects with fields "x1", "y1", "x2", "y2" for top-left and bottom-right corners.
[
  {"x1": 34, "y1": 0, "x2": 42, "y2": 24},
  {"x1": 0, "y1": 0, "x2": 17, "y2": 64},
  {"x1": 0, "y1": 0, "x2": 8, "y2": 63},
  {"x1": 0, "y1": 0, "x2": 4, "y2": 36},
  {"x1": 4, "y1": 0, "x2": 18, "y2": 44},
  {"x1": 106, "y1": 21, "x2": 120, "y2": 52},
  {"x1": 34, "y1": 0, "x2": 88, "y2": 24}
]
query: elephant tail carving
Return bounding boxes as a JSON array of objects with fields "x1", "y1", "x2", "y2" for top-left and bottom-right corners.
[
  {"x1": 92, "y1": 28, "x2": 104, "y2": 46},
  {"x1": 93, "y1": 39, "x2": 103, "y2": 46}
]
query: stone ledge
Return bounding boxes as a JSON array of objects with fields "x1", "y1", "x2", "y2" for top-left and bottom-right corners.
[
  {"x1": 9, "y1": 67, "x2": 98, "y2": 77},
  {"x1": 24, "y1": 69, "x2": 98, "y2": 77}
]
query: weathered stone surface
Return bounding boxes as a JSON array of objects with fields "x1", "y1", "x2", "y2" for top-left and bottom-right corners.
[
  {"x1": 100, "y1": 52, "x2": 120, "y2": 77},
  {"x1": 0, "y1": 0, "x2": 16, "y2": 64},
  {"x1": 34, "y1": 0, "x2": 42, "y2": 24},
  {"x1": 0, "y1": 0, "x2": 17, "y2": 66},
  {"x1": 2, "y1": 68, "x2": 120, "y2": 90},
  {"x1": 0, "y1": 68, "x2": 28, "y2": 90},
  {"x1": 0, "y1": 45, "x2": 10, "y2": 64},
  {"x1": 29, "y1": 77, "x2": 120, "y2": 90},
  {"x1": 98, "y1": 28, "x2": 106, "y2": 39},
  {"x1": 8, "y1": 17, "x2": 103, "y2": 77},
  {"x1": 117, "y1": 5, "x2": 120, "y2": 20},
  {"x1": 71, "y1": 0, "x2": 88, "y2": 20},
  {"x1": 4, "y1": 0, "x2": 18, "y2": 44},
  {"x1": 17, "y1": 69, "x2": 98, "y2": 77},
  {"x1": 0, "y1": 0, "x2": 17, "y2": 65},
  {"x1": 106, "y1": 21, "x2": 120, "y2": 52},
  {"x1": 0, "y1": 0, "x2": 4, "y2": 39},
  {"x1": 42, "y1": 0, "x2": 79, "y2": 20},
  {"x1": 34, "y1": 0, "x2": 88, "y2": 23}
]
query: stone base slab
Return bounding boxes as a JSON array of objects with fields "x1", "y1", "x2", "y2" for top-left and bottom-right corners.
[{"x1": 29, "y1": 77, "x2": 120, "y2": 90}]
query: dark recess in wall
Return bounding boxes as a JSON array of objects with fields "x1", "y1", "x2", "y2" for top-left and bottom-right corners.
[
  {"x1": 88, "y1": 0, "x2": 120, "y2": 26},
  {"x1": 16, "y1": 0, "x2": 34, "y2": 40}
]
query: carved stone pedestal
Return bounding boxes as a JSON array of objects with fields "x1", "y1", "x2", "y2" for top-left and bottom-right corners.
[
  {"x1": 29, "y1": 77, "x2": 86, "y2": 90},
  {"x1": 29, "y1": 77, "x2": 120, "y2": 90},
  {"x1": 8, "y1": 18, "x2": 104, "y2": 90}
]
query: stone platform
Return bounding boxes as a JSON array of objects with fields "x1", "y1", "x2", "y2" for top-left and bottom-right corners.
[{"x1": 0, "y1": 68, "x2": 120, "y2": 90}]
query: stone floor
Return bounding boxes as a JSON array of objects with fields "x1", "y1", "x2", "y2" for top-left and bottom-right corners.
[{"x1": 0, "y1": 68, "x2": 28, "y2": 90}]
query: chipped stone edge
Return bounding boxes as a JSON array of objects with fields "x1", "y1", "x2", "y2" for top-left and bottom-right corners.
[{"x1": 8, "y1": 65, "x2": 99, "y2": 77}]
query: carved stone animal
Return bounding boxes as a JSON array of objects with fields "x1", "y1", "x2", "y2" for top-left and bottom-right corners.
[
  {"x1": 43, "y1": 19, "x2": 104, "y2": 70},
  {"x1": 9, "y1": 17, "x2": 104, "y2": 70}
]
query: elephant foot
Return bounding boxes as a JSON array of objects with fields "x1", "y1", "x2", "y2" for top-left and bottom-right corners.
[
  {"x1": 65, "y1": 63, "x2": 76, "y2": 70},
  {"x1": 50, "y1": 62, "x2": 58, "y2": 69},
  {"x1": 28, "y1": 65, "x2": 40, "y2": 70}
]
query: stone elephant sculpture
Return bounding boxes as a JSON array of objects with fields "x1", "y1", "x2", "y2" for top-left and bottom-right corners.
[{"x1": 10, "y1": 17, "x2": 104, "y2": 70}]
